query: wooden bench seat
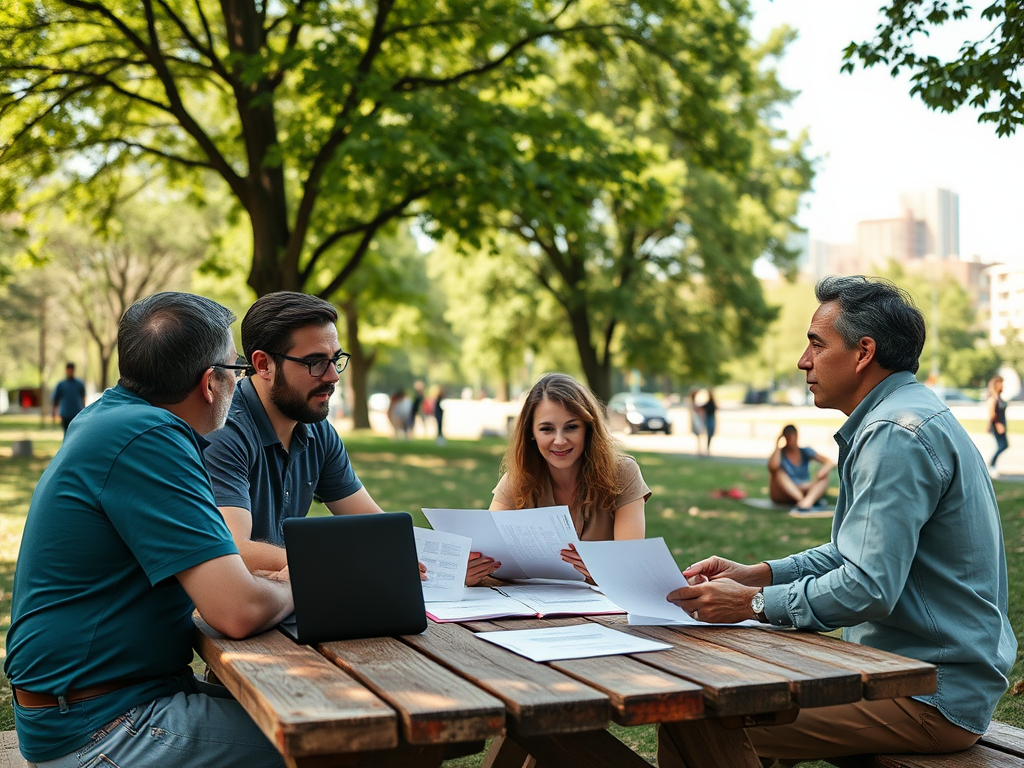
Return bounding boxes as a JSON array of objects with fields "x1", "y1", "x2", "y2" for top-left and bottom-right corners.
[
  {"x1": 0, "y1": 730, "x2": 27, "y2": 768},
  {"x1": 828, "y1": 721, "x2": 1024, "y2": 768}
]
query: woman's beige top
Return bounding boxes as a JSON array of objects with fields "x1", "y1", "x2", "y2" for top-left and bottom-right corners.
[{"x1": 491, "y1": 455, "x2": 651, "y2": 540}]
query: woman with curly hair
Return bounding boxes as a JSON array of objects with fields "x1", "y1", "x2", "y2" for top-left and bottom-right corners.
[{"x1": 475, "y1": 373, "x2": 650, "y2": 584}]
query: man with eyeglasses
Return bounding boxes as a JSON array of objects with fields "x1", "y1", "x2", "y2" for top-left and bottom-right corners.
[
  {"x1": 204, "y1": 291, "x2": 395, "y2": 574},
  {"x1": 6, "y1": 293, "x2": 292, "y2": 768}
]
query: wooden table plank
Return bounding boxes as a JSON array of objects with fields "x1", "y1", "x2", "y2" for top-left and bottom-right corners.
[
  {"x1": 674, "y1": 626, "x2": 864, "y2": 708},
  {"x1": 319, "y1": 636, "x2": 505, "y2": 745},
  {"x1": 482, "y1": 617, "x2": 705, "y2": 726},
  {"x1": 194, "y1": 619, "x2": 397, "y2": 757},
  {"x1": 402, "y1": 621, "x2": 611, "y2": 737},
  {"x1": 586, "y1": 621, "x2": 792, "y2": 718},
  {"x1": 780, "y1": 632, "x2": 937, "y2": 700}
]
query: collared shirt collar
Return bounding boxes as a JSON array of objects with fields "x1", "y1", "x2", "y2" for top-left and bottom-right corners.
[
  {"x1": 238, "y1": 377, "x2": 309, "y2": 449},
  {"x1": 835, "y1": 370, "x2": 918, "y2": 451},
  {"x1": 112, "y1": 383, "x2": 211, "y2": 448}
]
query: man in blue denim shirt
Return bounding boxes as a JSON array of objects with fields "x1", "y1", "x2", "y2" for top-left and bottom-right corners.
[{"x1": 661, "y1": 276, "x2": 1015, "y2": 766}]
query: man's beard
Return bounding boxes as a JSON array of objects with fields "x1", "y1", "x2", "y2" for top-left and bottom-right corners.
[{"x1": 269, "y1": 368, "x2": 333, "y2": 424}]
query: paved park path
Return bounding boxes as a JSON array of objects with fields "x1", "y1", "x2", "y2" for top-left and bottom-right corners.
[{"x1": 362, "y1": 398, "x2": 1023, "y2": 482}]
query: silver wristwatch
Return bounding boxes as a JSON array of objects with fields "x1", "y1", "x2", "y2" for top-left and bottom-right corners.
[{"x1": 750, "y1": 591, "x2": 768, "y2": 623}]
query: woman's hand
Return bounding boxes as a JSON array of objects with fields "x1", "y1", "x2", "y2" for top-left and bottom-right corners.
[
  {"x1": 465, "y1": 552, "x2": 500, "y2": 586},
  {"x1": 560, "y1": 543, "x2": 595, "y2": 584}
]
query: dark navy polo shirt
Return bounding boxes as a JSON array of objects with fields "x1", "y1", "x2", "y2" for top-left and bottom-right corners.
[{"x1": 203, "y1": 377, "x2": 363, "y2": 545}]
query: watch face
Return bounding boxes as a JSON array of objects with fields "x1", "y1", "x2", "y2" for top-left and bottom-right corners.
[{"x1": 751, "y1": 592, "x2": 765, "y2": 613}]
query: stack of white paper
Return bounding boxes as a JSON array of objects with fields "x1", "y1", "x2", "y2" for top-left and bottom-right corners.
[
  {"x1": 426, "y1": 584, "x2": 623, "y2": 622},
  {"x1": 476, "y1": 623, "x2": 672, "y2": 662}
]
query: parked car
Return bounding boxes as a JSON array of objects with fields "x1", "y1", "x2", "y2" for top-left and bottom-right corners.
[
  {"x1": 927, "y1": 386, "x2": 980, "y2": 403},
  {"x1": 606, "y1": 392, "x2": 673, "y2": 434}
]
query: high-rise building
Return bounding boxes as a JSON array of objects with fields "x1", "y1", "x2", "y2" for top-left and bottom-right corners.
[
  {"x1": 857, "y1": 210, "x2": 920, "y2": 269},
  {"x1": 987, "y1": 265, "x2": 1024, "y2": 346},
  {"x1": 899, "y1": 188, "x2": 959, "y2": 259}
]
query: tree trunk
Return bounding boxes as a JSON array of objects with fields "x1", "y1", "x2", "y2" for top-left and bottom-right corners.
[
  {"x1": 247, "y1": 190, "x2": 295, "y2": 296},
  {"x1": 566, "y1": 304, "x2": 612, "y2": 403},
  {"x1": 342, "y1": 299, "x2": 375, "y2": 430},
  {"x1": 222, "y1": 0, "x2": 295, "y2": 297},
  {"x1": 98, "y1": 345, "x2": 114, "y2": 392}
]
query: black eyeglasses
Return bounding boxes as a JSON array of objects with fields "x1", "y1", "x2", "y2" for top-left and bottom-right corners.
[
  {"x1": 211, "y1": 358, "x2": 250, "y2": 380},
  {"x1": 267, "y1": 350, "x2": 350, "y2": 377}
]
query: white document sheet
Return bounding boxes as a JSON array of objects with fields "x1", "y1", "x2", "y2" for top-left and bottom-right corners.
[
  {"x1": 413, "y1": 527, "x2": 470, "y2": 602},
  {"x1": 497, "y1": 584, "x2": 622, "y2": 616},
  {"x1": 422, "y1": 506, "x2": 583, "y2": 581},
  {"x1": 476, "y1": 622, "x2": 672, "y2": 662},
  {"x1": 425, "y1": 584, "x2": 623, "y2": 622},
  {"x1": 426, "y1": 587, "x2": 537, "y2": 622},
  {"x1": 572, "y1": 538, "x2": 757, "y2": 626}
]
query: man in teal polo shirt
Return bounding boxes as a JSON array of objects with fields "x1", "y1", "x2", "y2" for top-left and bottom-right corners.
[
  {"x1": 5, "y1": 293, "x2": 293, "y2": 768},
  {"x1": 660, "y1": 276, "x2": 1015, "y2": 765}
]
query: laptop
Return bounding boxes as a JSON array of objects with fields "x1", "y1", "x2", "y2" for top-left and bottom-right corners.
[{"x1": 278, "y1": 513, "x2": 427, "y2": 643}]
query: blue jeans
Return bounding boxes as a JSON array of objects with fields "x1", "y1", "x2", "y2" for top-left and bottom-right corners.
[
  {"x1": 992, "y1": 431, "x2": 1009, "y2": 468},
  {"x1": 29, "y1": 677, "x2": 284, "y2": 768}
]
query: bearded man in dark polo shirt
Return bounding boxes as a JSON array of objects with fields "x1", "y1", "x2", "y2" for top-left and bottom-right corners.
[{"x1": 204, "y1": 292, "x2": 422, "y2": 574}]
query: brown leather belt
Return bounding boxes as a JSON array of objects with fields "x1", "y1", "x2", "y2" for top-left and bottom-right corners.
[{"x1": 13, "y1": 678, "x2": 153, "y2": 709}]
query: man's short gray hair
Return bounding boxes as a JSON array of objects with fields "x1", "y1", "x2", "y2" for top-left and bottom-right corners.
[{"x1": 814, "y1": 276, "x2": 925, "y2": 374}]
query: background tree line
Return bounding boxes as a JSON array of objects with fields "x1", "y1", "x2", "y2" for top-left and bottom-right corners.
[{"x1": 1, "y1": 0, "x2": 1020, "y2": 417}]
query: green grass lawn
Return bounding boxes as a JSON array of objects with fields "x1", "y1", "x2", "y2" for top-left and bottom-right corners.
[{"x1": 1, "y1": 415, "x2": 1022, "y2": 767}]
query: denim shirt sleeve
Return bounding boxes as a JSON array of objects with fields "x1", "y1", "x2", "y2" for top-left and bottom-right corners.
[{"x1": 761, "y1": 419, "x2": 944, "y2": 630}]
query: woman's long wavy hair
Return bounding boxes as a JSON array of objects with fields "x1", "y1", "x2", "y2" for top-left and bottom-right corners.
[{"x1": 500, "y1": 373, "x2": 622, "y2": 525}]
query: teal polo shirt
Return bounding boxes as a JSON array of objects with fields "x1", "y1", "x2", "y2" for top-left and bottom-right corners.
[
  {"x1": 203, "y1": 378, "x2": 362, "y2": 545},
  {"x1": 5, "y1": 385, "x2": 239, "y2": 762}
]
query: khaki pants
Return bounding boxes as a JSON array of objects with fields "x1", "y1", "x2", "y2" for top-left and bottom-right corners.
[{"x1": 658, "y1": 698, "x2": 979, "y2": 767}]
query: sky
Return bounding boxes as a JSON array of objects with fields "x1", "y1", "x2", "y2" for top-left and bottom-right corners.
[{"x1": 750, "y1": 2, "x2": 1024, "y2": 268}]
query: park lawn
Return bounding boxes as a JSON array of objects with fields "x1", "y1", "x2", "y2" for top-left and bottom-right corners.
[{"x1": 0, "y1": 418, "x2": 1022, "y2": 767}]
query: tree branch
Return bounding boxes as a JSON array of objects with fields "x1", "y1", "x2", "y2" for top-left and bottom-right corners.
[
  {"x1": 57, "y1": 0, "x2": 247, "y2": 200},
  {"x1": 287, "y1": 0, "x2": 395, "y2": 269},
  {"x1": 392, "y1": 22, "x2": 622, "y2": 91}
]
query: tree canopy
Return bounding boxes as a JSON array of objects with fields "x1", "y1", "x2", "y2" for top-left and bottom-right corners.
[
  {"x1": 1, "y1": 0, "x2": 787, "y2": 299},
  {"x1": 843, "y1": 1, "x2": 1024, "y2": 135},
  {"x1": 462, "y1": 21, "x2": 812, "y2": 400}
]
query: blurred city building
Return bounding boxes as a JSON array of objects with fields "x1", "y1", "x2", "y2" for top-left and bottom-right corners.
[
  {"x1": 801, "y1": 188, "x2": 965, "y2": 279},
  {"x1": 986, "y1": 264, "x2": 1024, "y2": 346}
]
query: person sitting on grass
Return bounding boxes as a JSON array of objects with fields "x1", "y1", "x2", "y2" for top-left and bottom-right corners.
[
  {"x1": 768, "y1": 423, "x2": 835, "y2": 518},
  {"x1": 481, "y1": 373, "x2": 651, "y2": 584}
]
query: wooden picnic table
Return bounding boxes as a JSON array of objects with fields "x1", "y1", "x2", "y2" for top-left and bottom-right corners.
[{"x1": 194, "y1": 613, "x2": 937, "y2": 768}]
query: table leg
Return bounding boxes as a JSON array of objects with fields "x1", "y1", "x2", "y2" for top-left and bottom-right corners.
[
  {"x1": 500, "y1": 729, "x2": 651, "y2": 768},
  {"x1": 657, "y1": 720, "x2": 763, "y2": 768},
  {"x1": 284, "y1": 745, "x2": 446, "y2": 768},
  {"x1": 483, "y1": 734, "x2": 537, "y2": 768}
]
